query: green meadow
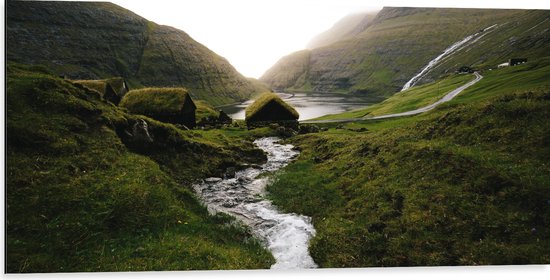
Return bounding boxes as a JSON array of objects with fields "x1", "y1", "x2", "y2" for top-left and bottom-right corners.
[
  {"x1": 267, "y1": 56, "x2": 550, "y2": 267},
  {"x1": 6, "y1": 64, "x2": 276, "y2": 272},
  {"x1": 6, "y1": 1, "x2": 550, "y2": 271}
]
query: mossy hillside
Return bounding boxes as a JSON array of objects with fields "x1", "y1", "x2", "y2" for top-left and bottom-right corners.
[
  {"x1": 7, "y1": 1, "x2": 148, "y2": 84},
  {"x1": 247, "y1": 78, "x2": 274, "y2": 98},
  {"x1": 269, "y1": 89, "x2": 550, "y2": 267},
  {"x1": 7, "y1": 1, "x2": 268, "y2": 106},
  {"x1": 314, "y1": 56, "x2": 550, "y2": 122},
  {"x1": 245, "y1": 93, "x2": 300, "y2": 121},
  {"x1": 136, "y1": 23, "x2": 267, "y2": 105},
  {"x1": 260, "y1": 50, "x2": 311, "y2": 91},
  {"x1": 261, "y1": 7, "x2": 548, "y2": 98},
  {"x1": 120, "y1": 87, "x2": 192, "y2": 116},
  {"x1": 307, "y1": 12, "x2": 378, "y2": 49},
  {"x1": 267, "y1": 60, "x2": 550, "y2": 267},
  {"x1": 6, "y1": 64, "x2": 274, "y2": 272},
  {"x1": 419, "y1": 9, "x2": 550, "y2": 85},
  {"x1": 315, "y1": 73, "x2": 474, "y2": 120},
  {"x1": 450, "y1": 56, "x2": 550, "y2": 105}
]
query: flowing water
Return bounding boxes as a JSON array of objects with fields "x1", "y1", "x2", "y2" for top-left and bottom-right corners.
[
  {"x1": 193, "y1": 137, "x2": 317, "y2": 269},
  {"x1": 401, "y1": 24, "x2": 498, "y2": 91}
]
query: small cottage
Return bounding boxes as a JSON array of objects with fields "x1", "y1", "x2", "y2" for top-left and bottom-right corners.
[
  {"x1": 194, "y1": 100, "x2": 233, "y2": 127},
  {"x1": 457, "y1": 66, "x2": 474, "y2": 73},
  {"x1": 119, "y1": 87, "x2": 196, "y2": 128},
  {"x1": 509, "y1": 58, "x2": 527, "y2": 66},
  {"x1": 245, "y1": 93, "x2": 299, "y2": 127},
  {"x1": 498, "y1": 58, "x2": 528, "y2": 69},
  {"x1": 73, "y1": 77, "x2": 129, "y2": 105}
]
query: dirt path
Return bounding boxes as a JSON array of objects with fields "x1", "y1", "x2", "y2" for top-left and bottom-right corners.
[{"x1": 303, "y1": 72, "x2": 483, "y2": 124}]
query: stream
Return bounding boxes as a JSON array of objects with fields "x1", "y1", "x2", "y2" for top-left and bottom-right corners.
[{"x1": 193, "y1": 137, "x2": 317, "y2": 269}]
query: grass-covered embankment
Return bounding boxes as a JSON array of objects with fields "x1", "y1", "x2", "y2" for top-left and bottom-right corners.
[
  {"x1": 314, "y1": 74, "x2": 473, "y2": 120},
  {"x1": 267, "y1": 58, "x2": 550, "y2": 267},
  {"x1": 6, "y1": 64, "x2": 275, "y2": 272},
  {"x1": 315, "y1": 57, "x2": 550, "y2": 123}
]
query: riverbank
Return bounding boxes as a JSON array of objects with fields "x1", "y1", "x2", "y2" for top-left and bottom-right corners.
[
  {"x1": 266, "y1": 86, "x2": 550, "y2": 267},
  {"x1": 194, "y1": 137, "x2": 317, "y2": 269},
  {"x1": 6, "y1": 64, "x2": 278, "y2": 272}
]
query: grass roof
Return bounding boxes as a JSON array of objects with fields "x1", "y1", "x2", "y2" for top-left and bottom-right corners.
[
  {"x1": 119, "y1": 87, "x2": 193, "y2": 115},
  {"x1": 72, "y1": 80, "x2": 106, "y2": 95},
  {"x1": 72, "y1": 77, "x2": 126, "y2": 96},
  {"x1": 105, "y1": 77, "x2": 126, "y2": 95},
  {"x1": 245, "y1": 92, "x2": 299, "y2": 120},
  {"x1": 195, "y1": 100, "x2": 220, "y2": 120}
]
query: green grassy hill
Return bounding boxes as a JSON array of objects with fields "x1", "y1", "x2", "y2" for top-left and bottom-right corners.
[
  {"x1": 419, "y1": 10, "x2": 550, "y2": 84},
  {"x1": 6, "y1": 64, "x2": 275, "y2": 272},
  {"x1": 6, "y1": 1, "x2": 266, "y2": 105},
  {"x1": 306, "y1": 11, "x2": 378, "y2": 49},
  {"x1": 315, "y1": 56, "x2": 550, "y2": 121},
  {"x1": 314, "y1": 73, "x2": 474, "y2": 120},
  {"x1": 261, "y1": 7, "x2": 549, "y2": 100},
  {"x1": 266, "y1": 56, "x2": 550, "y2": 267},
  {"x1": 7, "y1": 1, "x2": 550, "y2": 272}
]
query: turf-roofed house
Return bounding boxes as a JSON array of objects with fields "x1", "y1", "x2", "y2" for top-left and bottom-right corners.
[
  {"x1": 72, "y1": 77, "x2": 129, "y2": 105},
  {"x1": 245, "y1": 93, "x2": 299, "y2": 128},
  {"x1": 120, "y1": 87, "x2": 197, "y2": 128}
]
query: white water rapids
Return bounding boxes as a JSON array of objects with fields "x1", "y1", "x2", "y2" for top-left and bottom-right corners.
[
  {"x1": 401, "y1": 24, "x2": 498, "y2": 91},
  {"x1": 193, "y1": 137, "x2": 317, "y2": 269}
]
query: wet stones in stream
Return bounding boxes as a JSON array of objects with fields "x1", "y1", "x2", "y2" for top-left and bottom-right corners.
[{"x1": 193, "y1": 137, "x2": 317, "y2": 269}]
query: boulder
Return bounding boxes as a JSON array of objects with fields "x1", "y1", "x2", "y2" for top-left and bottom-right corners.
[{"x1": 123, "y1": 119, "x2": 154, "y2": 150}]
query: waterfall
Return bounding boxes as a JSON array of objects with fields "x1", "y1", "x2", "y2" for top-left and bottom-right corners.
[{"x1": 401, "y1": 24, "x2": 498, "y2": 91}]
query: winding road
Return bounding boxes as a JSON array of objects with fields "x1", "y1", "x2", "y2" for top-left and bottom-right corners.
[{"x1": 303, "y1": 72, "x2": 483, "y2": 124}]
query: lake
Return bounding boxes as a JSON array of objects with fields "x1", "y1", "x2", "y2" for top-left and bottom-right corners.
[{"x1": 218, "y1": 92, "x2": 376, "y2": 121}]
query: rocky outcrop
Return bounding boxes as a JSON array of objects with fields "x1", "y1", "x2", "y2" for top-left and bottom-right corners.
[{"x1": 125, "y1": 119, "x2": 154, "y2": 150}]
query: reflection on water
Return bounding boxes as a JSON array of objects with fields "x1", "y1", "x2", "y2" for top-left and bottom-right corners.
[{"x1": 218, "y1": 92, "x2": 375, "y2": 121}]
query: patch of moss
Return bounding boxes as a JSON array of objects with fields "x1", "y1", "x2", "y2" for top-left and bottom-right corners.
[
  {"x1": 6, "y1": 64, "x2": 274, "y2": 272},
  {"x1": 268, "y1": 62, "x2": 550, "y2": 267},
  {"x1": 120, "y1": 87, "x2": 192, "y2": 115}
]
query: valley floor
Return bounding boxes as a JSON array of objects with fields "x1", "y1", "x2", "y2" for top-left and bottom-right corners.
[
  {"x1": 6, "y1": 56, "x2": 550, "y2": 271},
  {"x1": 306, "y1": 72, "x2": 483, "y2": 123},
  {"x1": 266, "y1": 57, "x2": 550, "y2": 267}
]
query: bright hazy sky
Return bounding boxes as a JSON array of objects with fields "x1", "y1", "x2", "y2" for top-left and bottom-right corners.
[{"x1": 104, "y1": 0, "x2": 549, "y2": 79}]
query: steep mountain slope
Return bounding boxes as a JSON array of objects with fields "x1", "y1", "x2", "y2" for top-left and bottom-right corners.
[
  {"x1": 414, "y1": 10, "x2": 550, "y2": 85},
  {"x1": 6, "y1": 1, "x2": 265, "y2": 105},
  {"x1": 306, "y1": 11, "x2": 377, "y2": 49},
  {"x1": 261, "y1": 7, "x2": 549, "y2": 98}
]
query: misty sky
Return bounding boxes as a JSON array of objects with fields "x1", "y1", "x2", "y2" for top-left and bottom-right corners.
[{"x1": 106, "y1": 0, "x2": 548, "y2": 79}]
